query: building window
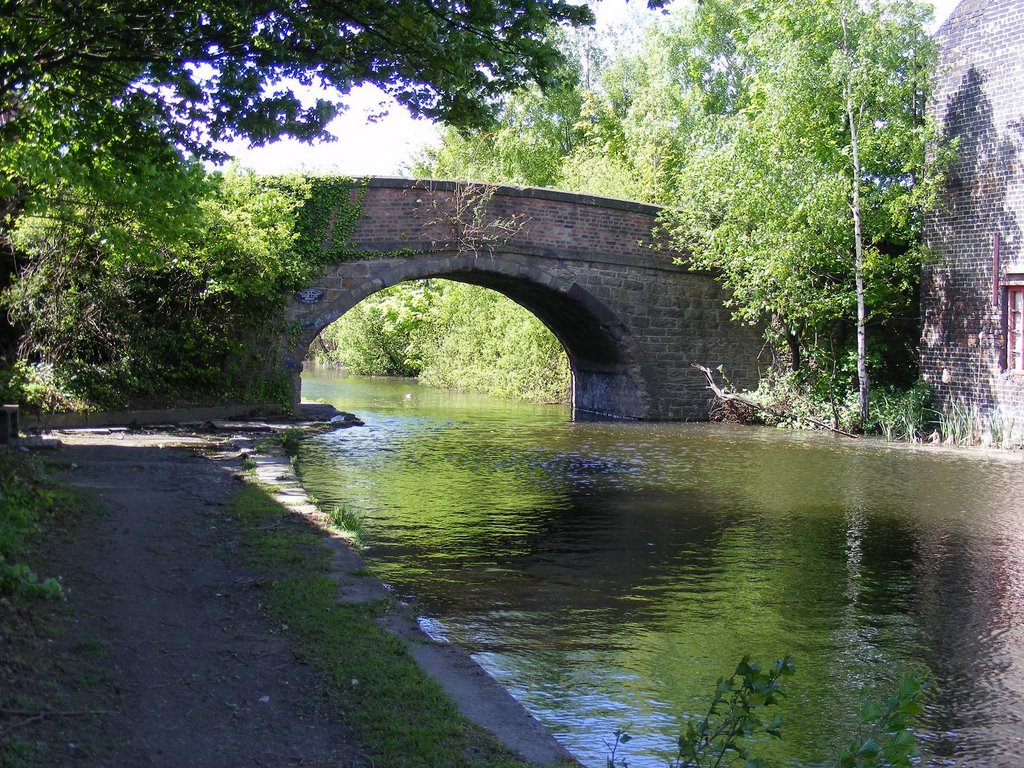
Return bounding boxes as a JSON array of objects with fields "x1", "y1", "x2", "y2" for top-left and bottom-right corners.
[{"x1": 1010, "y1": 286, "x2": 1024, "y2": 372}]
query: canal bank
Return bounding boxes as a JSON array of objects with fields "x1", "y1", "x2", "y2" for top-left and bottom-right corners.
[{"x1": 1, "y1": 416, "x2": 576, "y2": 767}]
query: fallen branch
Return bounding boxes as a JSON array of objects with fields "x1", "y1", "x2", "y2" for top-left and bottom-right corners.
[{"x1": 693, "y1": 364, "x2": 860, "y2": 439}]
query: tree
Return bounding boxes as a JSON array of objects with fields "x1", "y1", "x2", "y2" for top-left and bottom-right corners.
[
  {"x1": 663, "y1": 0, "x2": 947, "y2": 428},
  {"x1": 410, "y1": 27, "x2": 598, "y2": 189},
  {"x1": 0, "y1": 0, "x2": 595, "y2": 360},
  {"x1": 412, "y1": 16, "x2": 692, "y2": 205},
  {"x1": 3, "y1": 170, "x2": 312, "y2": 407},
  {"x1": 411, "y1": 80, "x2": 584, "y2": 189},
  {"x1": 1, "y1": 0, "x2": 595, "y2": 161}
]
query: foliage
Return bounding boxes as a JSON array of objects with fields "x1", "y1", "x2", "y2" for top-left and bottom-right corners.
[
  {"x1": 312, "y1": 279, "x2": 571, "y2": 404},
  {"x1": 671, "y1": 656, "x2": 794, "y2": 768},
  {"x1": 0, "y1": 451, "x2": 63, "y2": 599},
  {"x1": 0, "y1": 361, "x2": 92, "y2": 413},
  {"x1": 1, "y1": 0, "x2": 594, "y2": 153},
  {"x1": 734, "y1": 371, "x2": 936, "y2": 440},
  {"x1": 286, "y1": 176, "x2": 369, "y2": 264},
  {"x1": 605, "y1": 729, "x2": 632, "y2": 768},
  {"x1": 313, "y1": 283, "x2": 439, "y2": 377},
  {"x1": 609, "y1": 657, "x2": 928, "y2": 768},
  {"x1": 414, "y1": 83, "x2": 582, "y2": 189},
  {"x1": 742, "y1": 371, "x2": 1021, "y2": 448},
  {"x1": 0, "y1": 0, "x2": 596, "y2": 250},
  {"x1": 276, "y1": 427, "x2": 305, "y2": 457},
  {"x1": 411, "y1": 19, "x2": 690, "y2": 205},
  {"x1": 421, "y1": 182, "x2": 530, "y2": 258},
  {"x1": 417, "y1": 1, "x2": 949, "y2": 421},
  {"x1": 417, "y1": 281, "x2": 570, "y2": 403},
  {"x1": 1, "y1": 0, "x2": 598, "y2": 388},
  {"x1": 931, "y1": 399, "x2": 1024, "y2": 448},
  {"x1": 661, "y1": 0, "x2": 951, "y2": 425},
  {"x1": 411, "y1": 28, "x2": 597, "y2": 189},
  {"x1": 866, "y1": 382, "x2": 933, "y2": 442},
  {"x1": 835, "y1": 676, "x2": 929, "y2": 768},
  {"x1": 0, "y1": 360, "x2": 28, "y2": 404},
  {"x1": 935, "y1": 398, "x2": 982, "y2": 447},
  {"x1": 1, "y1": 170, "x2": 339, "y2": 409},
  {"x1": 328, "y1": 505, "x2": 366, "y2": 547}
]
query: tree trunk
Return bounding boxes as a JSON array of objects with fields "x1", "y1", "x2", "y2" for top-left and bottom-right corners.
[
  {"x1": 784, "y1": 324, "x2": 802, "y2": 372},
  {"x1": 842, "y1": 14, "x2": 870, "y2": 430},
  {"x1": 848, "y1": 105, "x2": 869, "y2": 429}
]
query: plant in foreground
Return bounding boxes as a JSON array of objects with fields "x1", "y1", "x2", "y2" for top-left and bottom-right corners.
[
  {"x1": 0, "y1": 452, "x2": 64, "y2": 599},
  {"x1": 611, "y1": 657, "x2": 928, "y2": 768},
  {"x1": 672, "y1": 656, "x2": 794, "y2": 768},
  {"x1": 836, "y1": 675, "x2": 929, "y2": 768},
  {"x1": 605, "y1": 728, "x2": 632, "y2": 767}
]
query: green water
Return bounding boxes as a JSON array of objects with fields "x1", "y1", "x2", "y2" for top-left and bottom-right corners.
[{"x1": 298, "y1": 370, "x2": 1024, "y2": 767}]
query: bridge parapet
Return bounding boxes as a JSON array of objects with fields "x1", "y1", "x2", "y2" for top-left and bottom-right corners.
[{"x1": 347, "y1": 177, "x2": 671, "y2": 266}]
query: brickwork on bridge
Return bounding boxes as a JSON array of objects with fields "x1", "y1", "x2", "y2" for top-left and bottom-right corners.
[
  {"x1": 283, "y1": 178, "x2": 765, "y2": 420},
  {"x1": 922, "y1": 0, "x2": 1024, "y2": 439}
]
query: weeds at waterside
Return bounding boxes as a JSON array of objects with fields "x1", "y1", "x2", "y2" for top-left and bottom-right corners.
[
  {"x1": 229, "y1": 484, "x2": 546, "y2": 768},
  {"x1": 328, "y1": 504, "x2": 365, "y2": 546},
  {"x1": 276, "y1": 427, "x2": 305, "y2": 457}
]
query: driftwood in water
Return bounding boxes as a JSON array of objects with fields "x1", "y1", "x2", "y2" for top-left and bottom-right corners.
[{"x1": 693, "y1": 364, "x2": 860, "y2": 439}]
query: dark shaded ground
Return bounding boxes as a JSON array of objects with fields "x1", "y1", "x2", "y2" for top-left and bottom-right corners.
[{"x1": 3, "y1": 431, "x2": 365, "y2": 767}]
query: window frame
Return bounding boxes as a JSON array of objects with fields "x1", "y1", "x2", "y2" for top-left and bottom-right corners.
[{"x1": 1008, "y1": 285, "x2": 1024, "y2": 373}]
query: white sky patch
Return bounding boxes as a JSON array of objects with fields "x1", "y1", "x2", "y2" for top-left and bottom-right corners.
[{"x1": 217, "y1": 0, "x2": 964, "y2": 177}]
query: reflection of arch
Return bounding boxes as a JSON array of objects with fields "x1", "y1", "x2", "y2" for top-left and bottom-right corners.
[{"x1": 293, "y1": 252, "x2": 645, "y2": 419}]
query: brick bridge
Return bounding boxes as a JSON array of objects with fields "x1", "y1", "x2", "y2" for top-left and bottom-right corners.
[{"x1": 283, "y1": 177, "x2": 764, "y2": 420}]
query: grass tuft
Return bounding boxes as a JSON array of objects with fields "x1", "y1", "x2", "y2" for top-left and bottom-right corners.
[{"x1": 328, "y1": 504, "x2": 365, "y2": 545}]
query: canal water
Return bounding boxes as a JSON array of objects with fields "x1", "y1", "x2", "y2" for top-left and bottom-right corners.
[{"x1": 298, "y1": 370, "x2": 1024, "y2": 767}]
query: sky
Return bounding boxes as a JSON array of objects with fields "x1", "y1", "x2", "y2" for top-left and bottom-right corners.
[{"x1": 219, "y1": 0, "x2": 964, "y2": 177}]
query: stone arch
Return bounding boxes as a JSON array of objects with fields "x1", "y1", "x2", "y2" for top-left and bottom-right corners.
[
  {"x1": 290, "y1": 252, "x2": 646, "y2": 419},
  {"x1": 282, "y1": 177, "x2": 766, "y2": 420}
]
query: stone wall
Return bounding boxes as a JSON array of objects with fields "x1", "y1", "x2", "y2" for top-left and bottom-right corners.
[
  {"x1": 284, "y1": 179, "x2": 765, "y2": 420},
  {"x1": 922, "y1": 0, "x2": 1024, "y2": 439}
]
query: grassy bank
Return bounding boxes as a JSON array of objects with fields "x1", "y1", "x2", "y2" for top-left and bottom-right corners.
[{"x1": 229, "y1": 482, "x2": 555, "y2": 768}]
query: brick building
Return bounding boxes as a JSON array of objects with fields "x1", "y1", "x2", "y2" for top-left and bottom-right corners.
[{"x1": 922, "y1": 0, "x2": 1024, "y2": 442}]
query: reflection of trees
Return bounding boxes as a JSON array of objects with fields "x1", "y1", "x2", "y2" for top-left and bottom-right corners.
[{"x1": 299, "y1": 408, "x2": 1024, "y2": 767}]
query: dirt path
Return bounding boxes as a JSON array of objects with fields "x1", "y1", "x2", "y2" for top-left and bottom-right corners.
[
  {"x1": 38, "y1": 430, "x2": 363, "y2": 767},
  {"x1": 8, "y1": 425, "x2": 574, "y2": 767}
]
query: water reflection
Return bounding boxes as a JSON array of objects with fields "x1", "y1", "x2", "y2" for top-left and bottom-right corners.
[{"x1": 299, "y1": 371, "x2": 1024, "y2": 767}]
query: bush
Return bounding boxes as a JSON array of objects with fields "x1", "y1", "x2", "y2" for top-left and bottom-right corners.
[{"x1": 2, "y1": 170, "x2": 334, "y2": 412}]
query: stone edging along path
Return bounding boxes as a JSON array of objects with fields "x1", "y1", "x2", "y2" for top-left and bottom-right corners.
[{"x1": 232, "y1": 415, "x2": 576, "y2": 766}]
